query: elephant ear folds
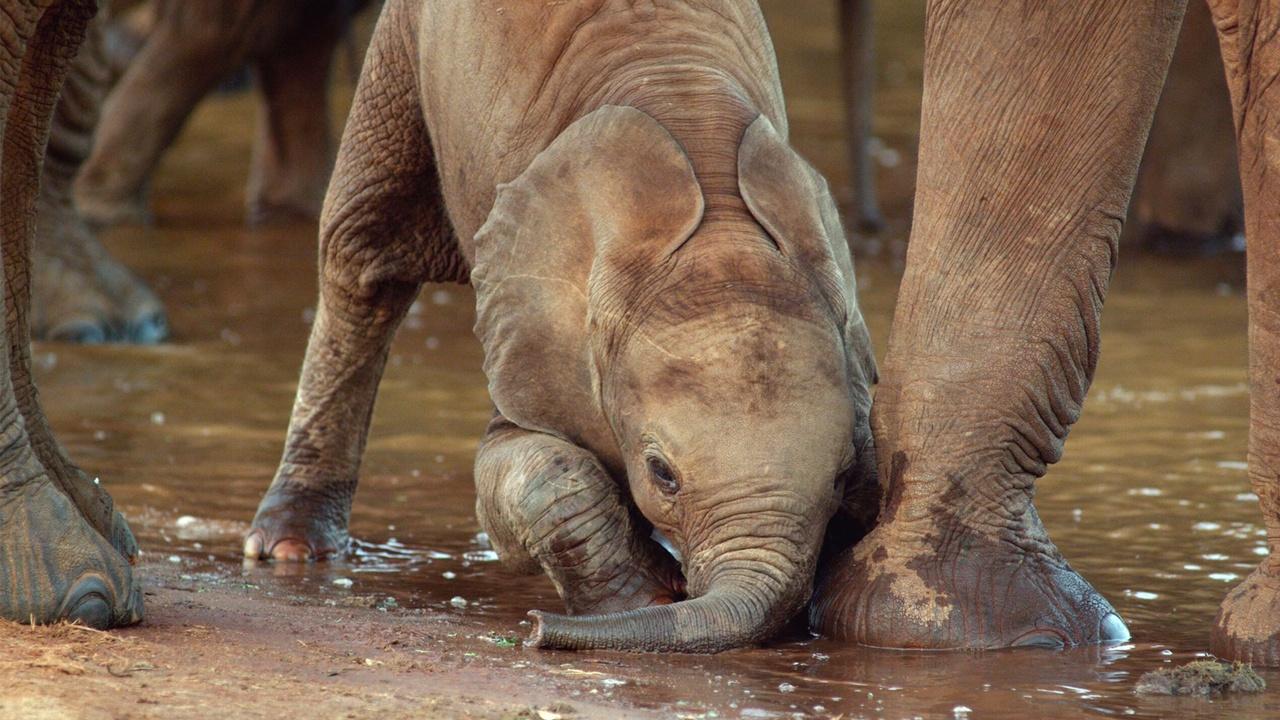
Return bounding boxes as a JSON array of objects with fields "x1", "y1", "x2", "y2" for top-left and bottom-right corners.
[
  {"x1": 736, "y1": 114, "x2": 878, "y2": 386},
  {"x1": 470, "y1": 106, "x2": 704, "y2": 450}
]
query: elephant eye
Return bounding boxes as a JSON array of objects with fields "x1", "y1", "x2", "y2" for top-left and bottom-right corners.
[{"x1": 647, "y1": 456, "x2": 680, "y2": 495}]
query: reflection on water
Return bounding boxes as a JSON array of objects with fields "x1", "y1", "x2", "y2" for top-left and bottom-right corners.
[{"x1": 29, "y1": 0, "x2": 1277, "y2": 717}]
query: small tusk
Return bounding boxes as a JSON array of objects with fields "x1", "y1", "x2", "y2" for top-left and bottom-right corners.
[{"x1": 651, "y1": 529, "x2": 682, "y2": 562}]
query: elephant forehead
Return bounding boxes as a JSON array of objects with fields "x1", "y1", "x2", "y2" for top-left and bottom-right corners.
[{"x1": 625, "y1": 311, "x2": 851, "y2": 413}]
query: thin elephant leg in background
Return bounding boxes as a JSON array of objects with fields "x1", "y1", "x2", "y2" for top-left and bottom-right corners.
[
  {"x1": 0, "y1": 0, "x2": 141, "y2": 628},
  {"x1": 244, "y1": 0, "x2": 467, "y2": 562},
  {"x1": 246, "y1": 5, "x2": 351, "y2": 225},
  {"x1": 811, "y1": 0, "x2": 1186, "y2": 648},
  {"x1": 837, "y1": 0, "x2": 881, "y2": 234},
  {"x1": 1132, "y1": 0, "x2": 1243, "y2": 252},
  {"x1": 1209, "y1": 0, "x2": 1280, "y2": 668}
]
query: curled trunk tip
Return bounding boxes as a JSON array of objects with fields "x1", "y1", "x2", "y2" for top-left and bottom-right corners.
[{"x1": 526, "y1": 609, "x2": 553, "y2": 649}]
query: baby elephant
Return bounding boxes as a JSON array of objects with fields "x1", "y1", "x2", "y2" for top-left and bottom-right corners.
[{"x1": 245, "y1": 0, "x2": 877, "y2": 653}]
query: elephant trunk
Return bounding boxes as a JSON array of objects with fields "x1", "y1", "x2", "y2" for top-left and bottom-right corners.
[{"x1": 527, "y1": 548, "x2": 808, "y2": 653}]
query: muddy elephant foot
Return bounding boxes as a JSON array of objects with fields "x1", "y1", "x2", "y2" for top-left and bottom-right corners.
[
  {"x1": 1, "y1": 479, "x2": 143, "y2": 629},
  {"x1": 33, "y1": 210, "x2": 167, "y2": 344},
  {"x1": 811, "y1": 508, "x2": 1128, "y2": 650},
  {"x1": 1210, "y1": 564, "x2": 1280, "y2": 667},
  {"x1": 244, "y1": 479, "x2": 352, "y2": 562}
]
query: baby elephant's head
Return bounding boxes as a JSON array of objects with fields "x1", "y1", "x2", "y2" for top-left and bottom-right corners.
[{"x1": 471, "y1": 107, "x2": 876, "y2": 652}]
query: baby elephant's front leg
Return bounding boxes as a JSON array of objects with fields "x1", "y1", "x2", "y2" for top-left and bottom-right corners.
[{"x1": 475, "y1": 418, "x2": 683, "y2": 615}]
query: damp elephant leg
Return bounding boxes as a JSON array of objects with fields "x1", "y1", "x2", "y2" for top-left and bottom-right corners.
[
  {"x1": 72, "y1": 0, "x2": 264, "y2": 226},
  {"x1": 811, "y1": 0, "x2": 1186, "y2": 649},
  {"x1": 32, "y1": 13, "x2": 166, "y2": 344},
  {"x1": 1132, "y1": 0, "x2": 1242, "y2": 253},
  {"x1": 837, "y1": 0, "x2": 882, "y2": 234},
  {"x1": 1208, "y1": 0, "x2": 1280, "y2": 668},
  {"x1": 244, "y1": 8, "x2": 348, "y2": 225},
  {"x1": 245, "y1": 2, "x2": 466, "y2": 562},
  {"x1": 0, "y1": 0, "x2": 142, "y2": 629},
  {"x1": 474, "y1": 417, "x2": 685, "y2": 615}
]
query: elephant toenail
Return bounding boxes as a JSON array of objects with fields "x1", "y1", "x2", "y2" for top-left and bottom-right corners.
[
  {"x1": 63, "y1": 577, "x2": 113, "y2": 629},
  {"x1": 1099, "y1": 612, "x2": 1131, "y2": 643},
  {"x1": 243, "y1": 532, "x2": 265, "y2": 559},
  {"x1": 130, "y1": 312, "x2": 169, "y2": 344}
]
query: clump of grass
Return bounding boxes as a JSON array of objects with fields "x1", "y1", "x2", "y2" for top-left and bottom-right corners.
[{"x1": 1135, "y1": 659, "x2": 1266, "y2": 696}]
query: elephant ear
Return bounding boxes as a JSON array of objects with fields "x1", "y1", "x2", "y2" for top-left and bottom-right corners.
[
  {"x1": 471, "y1": 106, "x2": 705, "y2": 455},
  {"x1": 736, "y1": 114, "x2": 878, "y2": 387}
]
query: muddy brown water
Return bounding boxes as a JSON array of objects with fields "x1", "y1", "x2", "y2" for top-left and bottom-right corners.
[{"x1": 28, "y1": 1, "x2": 1280, "y2": 718}]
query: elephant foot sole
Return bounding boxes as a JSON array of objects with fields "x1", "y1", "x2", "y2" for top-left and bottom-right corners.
[
  {"x1": 244, "y1": 479, "x2": 353, "y2": 562},
  {"x1": 1211, "y1": 565, "x2": 1280, "y2": 667},
  {"x1": 1, "y1": 479, "x2": 142, "y2": 629},
  {"x1": 810, "y1": 520, "x2": 1128, "y2": 650}
]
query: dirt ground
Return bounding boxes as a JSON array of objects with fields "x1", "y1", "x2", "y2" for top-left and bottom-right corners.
[{"x1": 0, "y1": 560, "x2": 662, "y2": 720}]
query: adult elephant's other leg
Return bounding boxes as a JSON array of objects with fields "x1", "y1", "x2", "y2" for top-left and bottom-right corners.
[
  {"x1": 1132, "y1": 0, "x2": 1242, "y2": 253},
  {"x1": 812, "y1": 0, "x2": 1186, "y2": 648},
  {"x1": 244, "y1": 4, "x2": 349, "y2": 225},
  {"x1": 0, "y1": 0, "x2": 141, "y2": 628},
  {"x1": 1209, "y1": 0, "x2": 1280, "y2": 668},
  {"x1": 32, "y1": 12, "x2": 166, "y2": 343}
]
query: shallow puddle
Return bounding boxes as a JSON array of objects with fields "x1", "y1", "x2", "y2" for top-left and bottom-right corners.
[{"x1": 29, "y1": 1, "x2": 1280, "y2": 717}]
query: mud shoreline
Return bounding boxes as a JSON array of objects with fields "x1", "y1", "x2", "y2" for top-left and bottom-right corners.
[{"x1": 0, "y1": 559, "x2": 665, "y2": 720}]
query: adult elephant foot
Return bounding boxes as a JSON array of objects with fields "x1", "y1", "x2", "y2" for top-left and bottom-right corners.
[
  {"x1": 1211, "y1": 565, "x2": 1280, "y2": 667},
  {"x1": 243, "y1": 478, "x2": 352, "y2": 562},
  {"x1": 33, "y1": 201, "x2": 166, "y2": 343},
  {"x1": 812, "y1": 505, "x2": 1126, "y2": 649},
  {"x1": 1, "y1": 477, "x2": 142, "y2": 629}
]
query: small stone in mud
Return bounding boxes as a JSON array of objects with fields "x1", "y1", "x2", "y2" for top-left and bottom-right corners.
[
  {"x1": 449, "y1": 596, "x2": 468, "y2": 608},
  {"x1": 1135, "y1": 660, "x2": 1265, "y2": 696}
]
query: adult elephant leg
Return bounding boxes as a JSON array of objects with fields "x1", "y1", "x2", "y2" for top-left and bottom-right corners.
[
  {"x1": 244, "y1": 0, "x2": 466, "y2": 561},
  {"x1": 244, "y1": 4, "x2": 349, "y2": 225},
  {"x1": 474, "y1": 417, "x2": 684, "y2": 614},
  {"x1": 32, "y1": 12, "x2": 166, "y2": 344},
  {"x1": 837, "y1": 0, "x2": 881, "y2": 234},
  {"x1": 0, "y1": 0, "x2": 141, "y2": 628},
  {"x1": 72, "y1": 0, "x2": 264, "y2": 226},
  {"x1": 1209, "y1": 0, "x2": 1280, "y2": 668},
  {"x1": 811, "y1": 0, "x2": 1185, "y2": 649},
  {"x1": 1132, "y1": 0, "x2": 1242, "y2": 253}
]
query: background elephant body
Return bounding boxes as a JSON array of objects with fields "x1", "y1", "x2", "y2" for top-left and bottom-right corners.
[
  {"x1": 28, "y1": 0, "x2": 369, "y2": 345},
  {"x1": 75, "y1": 0, "x2": 367, "y2": 227},
  {"x1": 245, "y1": 0, "x2": 879, "y2": 654}
]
